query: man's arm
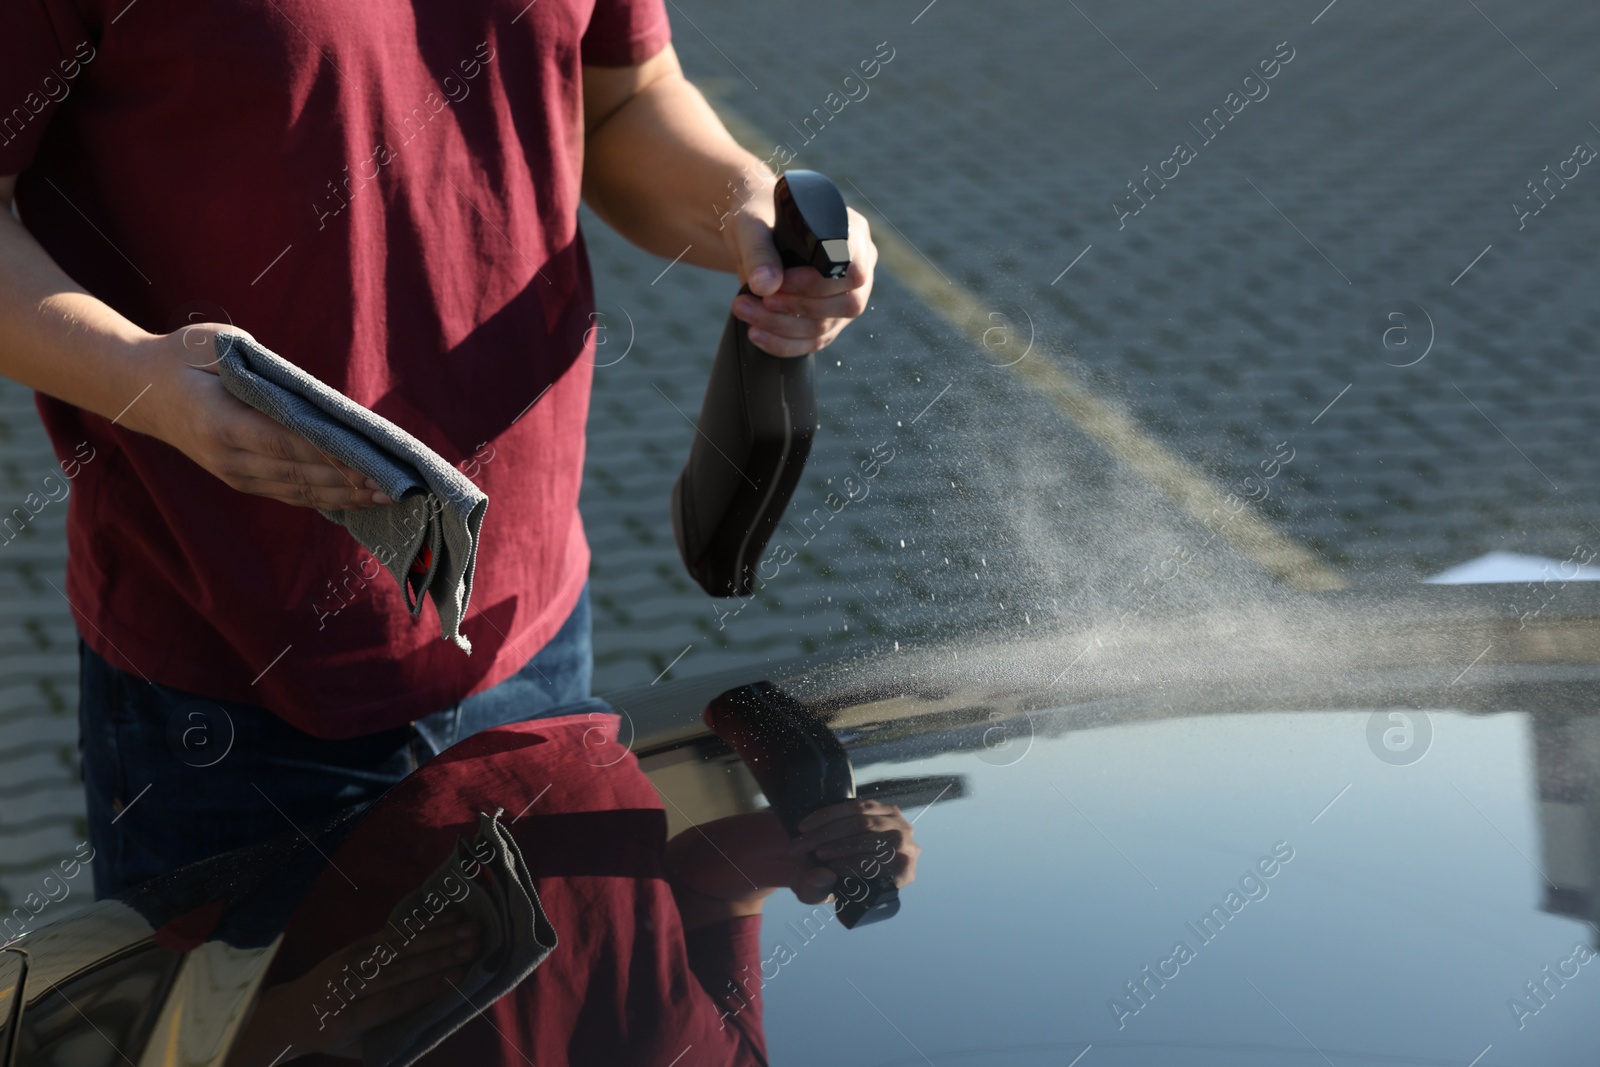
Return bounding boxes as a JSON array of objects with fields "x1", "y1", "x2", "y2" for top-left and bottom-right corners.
[
  {"x1": 0, "y1": 174, "x2": 384, "y2": 509},
  {"x1": 0, "y1": 174, "x2": 163, "y2": 430},
  {"x1": 581, "y1": 46, "x2": 877, "y2": 357}
]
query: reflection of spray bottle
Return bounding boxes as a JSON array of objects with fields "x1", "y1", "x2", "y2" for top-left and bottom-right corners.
[
  {"x1": 671, "y1": 171, "x2": 851, "y2": 597},
  {"x1": 704, "y1": 681, "x2": 900, "y2": 929}
]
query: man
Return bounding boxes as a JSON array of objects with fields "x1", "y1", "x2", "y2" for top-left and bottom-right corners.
[
  {"x1": 0, "y1": 0, "x2": 877, "y2": 896},
  {"x1": 222, "y1": 710, "x2": 920, "y2": 1065}
]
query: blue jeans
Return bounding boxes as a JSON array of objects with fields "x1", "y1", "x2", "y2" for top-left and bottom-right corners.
[{"x1": 78, "y1": 584, "x2": 593, "y2": 899}]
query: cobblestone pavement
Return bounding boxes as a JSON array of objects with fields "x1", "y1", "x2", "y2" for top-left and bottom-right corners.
[
  {"x1": 0, "y1": 376, "x2": 83, "y2": 913},
  {"x1": 582, "y1": 0, "x2": 1600, "y2": 688},
  {"x1": 5, "y1": 0, "x2": 1598, "y2": 912}
]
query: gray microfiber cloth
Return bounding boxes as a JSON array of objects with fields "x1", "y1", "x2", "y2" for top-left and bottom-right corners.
[
  {"x1": 363, "y1": 810, "x2": 558, "y2": 1067},
  {"x1": 214, "y1": 333, "x2": 487, "y2": 652}
]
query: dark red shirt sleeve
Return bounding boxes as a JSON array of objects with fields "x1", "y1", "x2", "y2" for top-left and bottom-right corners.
[
  {"x1": 685, "y1": 916, "x2": 769, "y2": 1064},
  {"x1": 580, "y1": 0, "x2": 672, "y2": 66},
  {"x1": 0, "y1": 0, "x2": 92, "y2": 175}
]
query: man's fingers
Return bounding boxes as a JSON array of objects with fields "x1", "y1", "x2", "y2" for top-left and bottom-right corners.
[
  {"x1": 800, "y1": 813, "x2": 907, "y2": 845},
  {"x1": 772, "y1": 288, "x2": 869, "y2": 322},
  {"x1": 230, "y1": 474, "x2": 387, "y2": 511},
  {"x1": 361, "y1": 939, "x2": 478, "y2": 995},
  {"x1": 830, "y1": 852, "x2": 917, "y2": 890},
  {"x1": 219, "y1": 404, "x2": 363, "y2": 480},
  {"x1": 177, "y1": 363, "x2": 364, "y2": 484},
  {"x1": 772, "y1": 259, "x2": 871, "y2": 299},
  {"x1": 809, "y1": 827, "x2": 908, "y2": 862},
  {"x1": 330, "y1": 961, "x2": 473, "y2": 1035},
  {"x1": 229, "y1": 410, "x2": 339, "y2": 468},
  {"x1": 224, "y1": 445, "x2": 391, "y2": 509},
  {"x1": 730, "y1": 255, "x2": 872, "y2": 357},
  {"x1": 741, "y1": 289, "x2": 868, "y2": 325},
  {"x1": 328, "y1": 922, "x2": 479, "y2": 997},
  {"x1": 732, "y1": 293, "x2": 850, "y2": 357},
  {"x1": 228, "y1": 454, "x2": 373, "y2": 491},
  {"x1": 796, "y1": 800, "x2": 903, "y2": 835},
  {"x1": 731, "y1": 208, "x2": 784, "y2": 297},
  {"x1": 792, "y1": 867, "x2": 838, "y2": 906},
  {"x1": 218, "y1": 408, "x2": 391, "y2": 507},
  {"x1": 732, "y1": 296, "x2": 830, "y2": 341}
]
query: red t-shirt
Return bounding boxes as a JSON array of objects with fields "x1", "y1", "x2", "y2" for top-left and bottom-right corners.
[
  {"x1": 265, "y1": 713, "x2": 768, "y2": 1066},
  {"x1": 0, "y1": 0, "x2": 671, "y2": 736}
]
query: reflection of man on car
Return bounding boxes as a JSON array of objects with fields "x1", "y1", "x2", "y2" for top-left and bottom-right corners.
[{"x1": 225, "y1": 703, "x2": 919, "y2": 1066}]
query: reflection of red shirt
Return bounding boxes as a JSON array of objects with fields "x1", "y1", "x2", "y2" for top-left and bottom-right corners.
[
  {"x1": 0, "y1": 0, "x2": 669, "y2": 736},
  {"x1": 267, "y1": 714, "x2": 768, "y2": 1066}
]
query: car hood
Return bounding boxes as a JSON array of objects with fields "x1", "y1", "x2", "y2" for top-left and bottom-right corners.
[{"x1": 15, "y1": 585, "x2": 1600, "y2": 1066}]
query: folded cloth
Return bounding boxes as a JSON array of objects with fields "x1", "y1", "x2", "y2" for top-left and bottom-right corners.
[
  {"x1": 362, "y1": 810, "x2": 559, "y2": 1067},
  {"x1": 214, "y1": 333, "x2": 487, "y2": 652}
]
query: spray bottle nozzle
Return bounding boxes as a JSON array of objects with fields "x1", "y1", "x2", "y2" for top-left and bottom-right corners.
[{"x1": 773, "y1": 170, "x2": 852, "y2": 277}]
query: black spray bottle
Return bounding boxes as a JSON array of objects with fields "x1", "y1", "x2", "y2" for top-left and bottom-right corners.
[
  {"x1": 671, "y1": 170, "x2": 851, "y2": 598},
  {"x1": 704, "y1": 681, "x2": 901, "y2": 929}
]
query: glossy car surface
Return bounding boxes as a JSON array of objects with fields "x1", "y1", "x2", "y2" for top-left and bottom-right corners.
[{"x1": 5, "y1": 585, "x2": 1598, "y2": 1066}]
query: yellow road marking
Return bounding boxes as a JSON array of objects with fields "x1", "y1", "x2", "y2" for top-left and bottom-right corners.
[{"x1": 707, "y1": 99, "x2": 1346, "y2": 592}]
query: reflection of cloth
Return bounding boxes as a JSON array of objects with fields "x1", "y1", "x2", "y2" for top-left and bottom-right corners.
[
  {"x1": 363, "y1": 812, "x2": 558, "y2": 1067},
  {"x1": 80, "y1": 590, "x2": 590, "y2": 901},
  {"x1": 215, "y1": 332, "x2": 487, "y2": 653},
  {"x1": 267, "y1": 709, "x2": 768, "y2": 1067}
]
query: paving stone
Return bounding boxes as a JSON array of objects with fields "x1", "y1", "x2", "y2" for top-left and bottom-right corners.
[
  {"x1": 6, "y1": 0, "x2": 1598, "y2": 912},
  {"x1": 655, "y1": 0, "x2": 1600, "y2": 583}
]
